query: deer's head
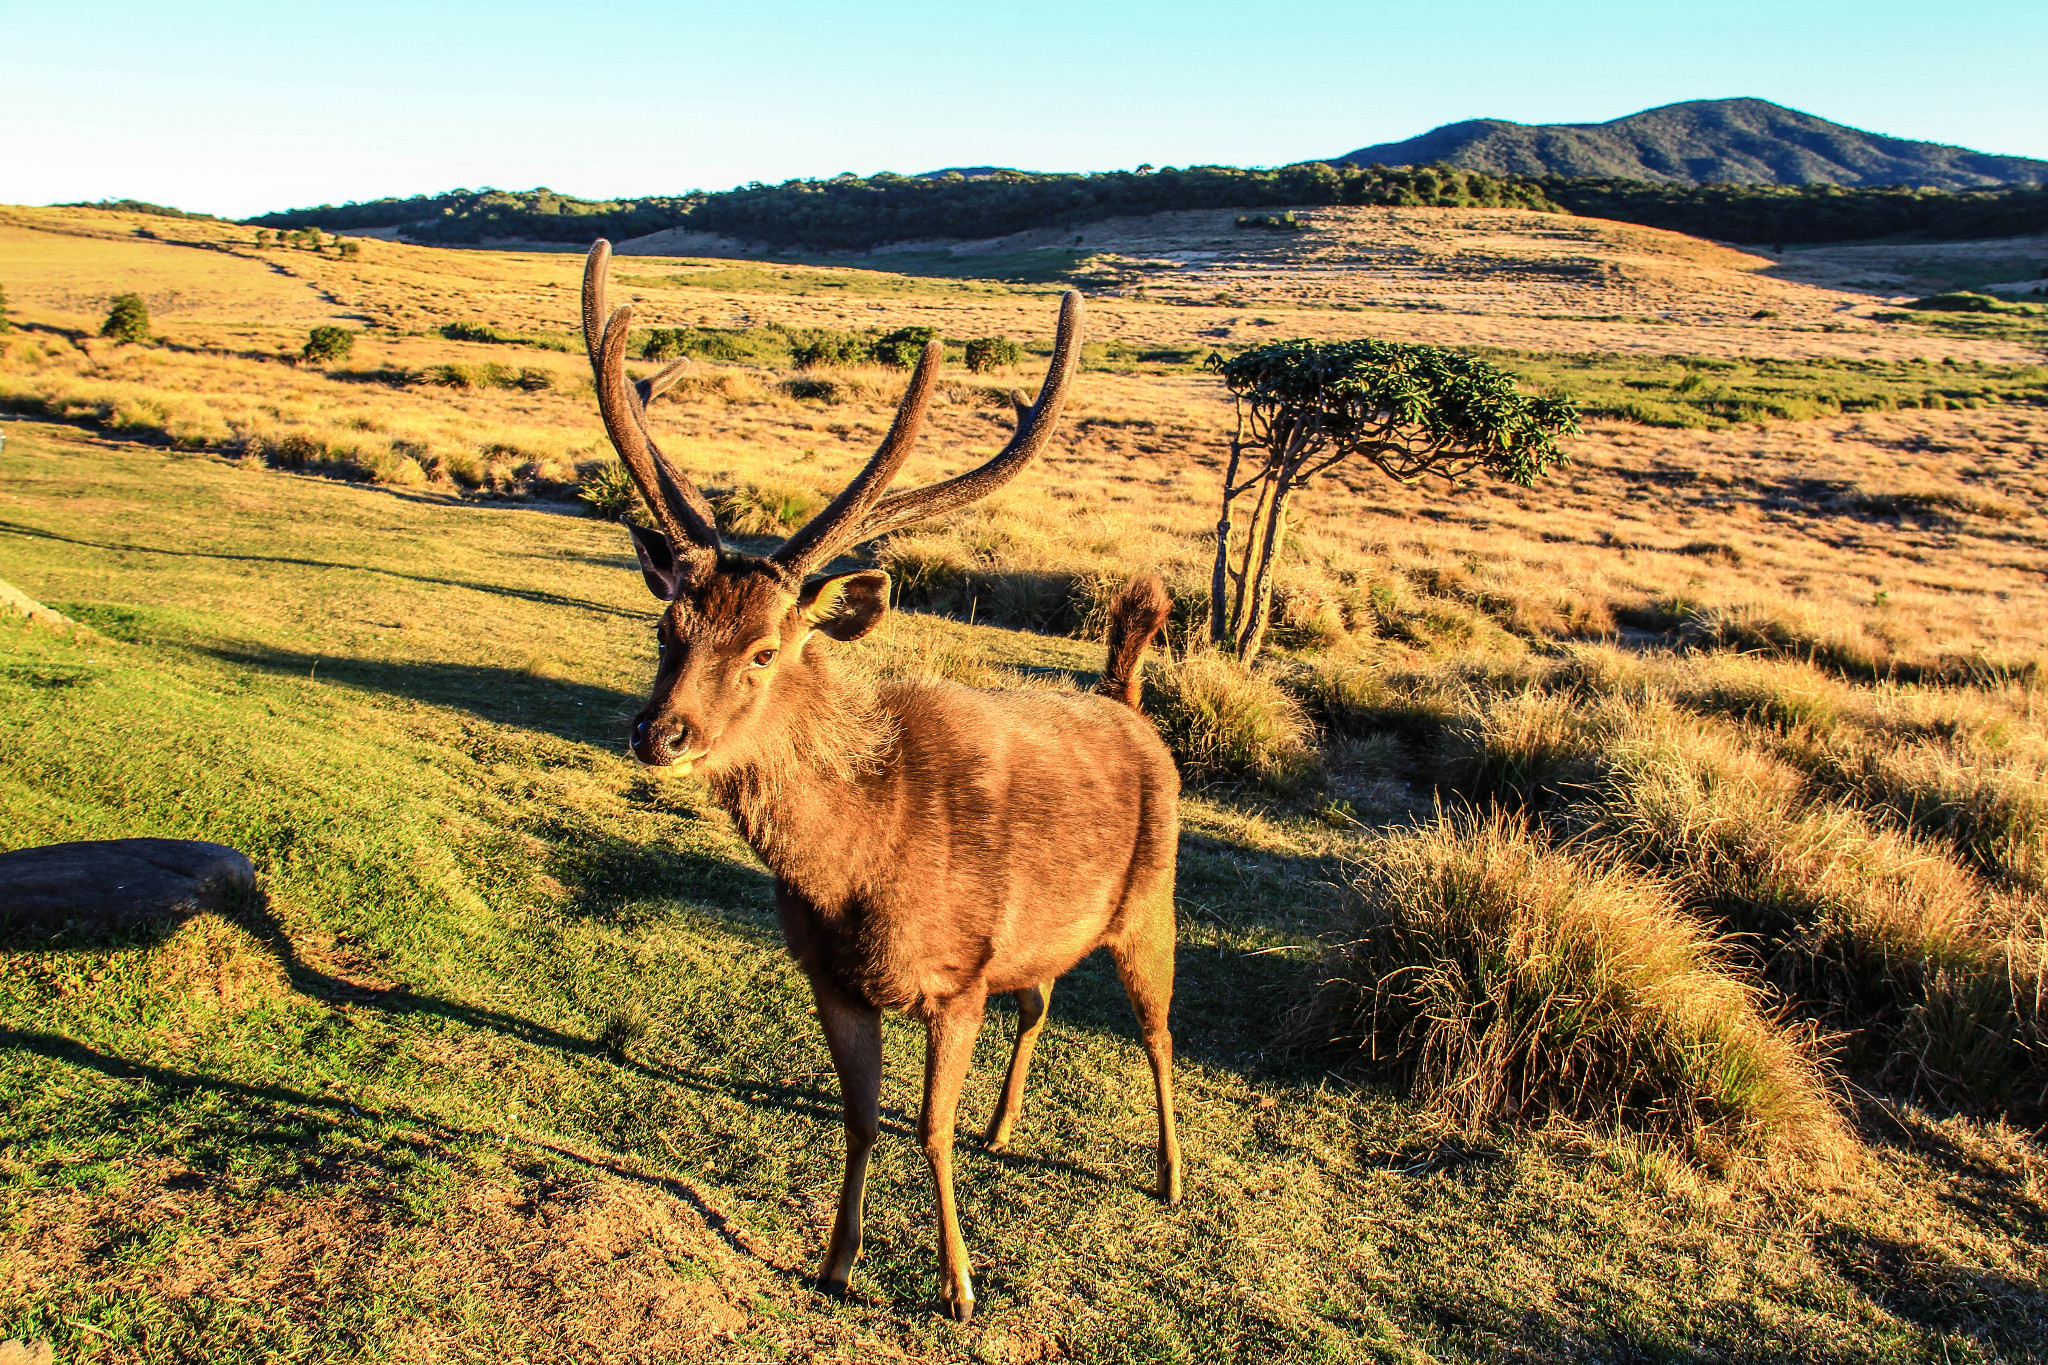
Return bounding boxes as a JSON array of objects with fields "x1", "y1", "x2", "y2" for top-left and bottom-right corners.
[{"x1": 577, "y1": 241, "x2": 1083, "y2": 772}]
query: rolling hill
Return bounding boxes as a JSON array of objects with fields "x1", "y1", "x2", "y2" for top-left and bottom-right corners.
[{"x1": 1335, "y1": 98, "x2": 2048, "y2": 189}]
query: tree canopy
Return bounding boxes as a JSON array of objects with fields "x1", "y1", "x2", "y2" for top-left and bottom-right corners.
[{"x1": 1208, "y1": 340, "x2": 1579, "y2": 660}]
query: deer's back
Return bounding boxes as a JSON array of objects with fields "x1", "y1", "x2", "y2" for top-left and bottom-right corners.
[{"x1": 799, "y1": 679, "x2": 1178, "y2": 1008}]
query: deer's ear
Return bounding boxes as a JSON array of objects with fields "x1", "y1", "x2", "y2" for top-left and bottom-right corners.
[
  {"x1": 626, "y1": 522, "x2": 687, "y2": 600},
  {"x1": 800, "y1": 571, "x2": 889, "y2": 642}
]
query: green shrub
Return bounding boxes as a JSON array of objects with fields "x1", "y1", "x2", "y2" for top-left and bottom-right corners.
[
  {"x1": 791, "y1": 328, "x2": 874, "y2": 368},
  {"x1": 302, "y1": 326, "x2": 356, "y2": 365},
  {"x1": 0, "y1": 282, "x2": 11, "y2": 335},
  {"x1": 1144, "y1": 652, "x2": 1320, "y2": 790},
  {"x1": 338, "y1": 240, "x2": 361, "y2": 260},
  {"x1": 578, "y1": 462, "x2": 638, "y2": 521},
  {"x1": 1907, "y1": 292, "x2": 2017, "y2": 314},
  {"x1": 872, "y1": 325, "x2": 939, "y2": 368},
  {"x1": 1288, "y1": 813, "x2": 1845, "y2": 1170},
  {"x1": 100, "y1": 294, "x2": 150, "y2": 344},
  {"x1": 963, "y1": 335, "x2": 1023, "y2": 374},
  {"x1": 1235, "y1": 212, "x2": 1307, "y2": 232}
]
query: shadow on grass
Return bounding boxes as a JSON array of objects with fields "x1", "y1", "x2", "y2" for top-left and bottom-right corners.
[
  {"x1": 0, "y1": 1025, "x2": 821, "y2": 1277},
  {"x1": 190, "y1": 639, "x2": 639, "y2": 749},
  {"x1": 0, "y1": 518, "x2": 649, "y2": 625}
]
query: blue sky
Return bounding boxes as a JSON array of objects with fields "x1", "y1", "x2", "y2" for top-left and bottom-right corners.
[{"x1": 2, "y1": 0, "x2": 2043, "y2": 218}]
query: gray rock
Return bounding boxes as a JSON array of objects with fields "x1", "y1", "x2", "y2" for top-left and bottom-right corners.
[{"x1": 0, "y1": 838, "x2": 257, "y2": 937}]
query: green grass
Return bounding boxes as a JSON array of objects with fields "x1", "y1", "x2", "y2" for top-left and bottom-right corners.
[
  {"x1": 1882, "y1": 301, "x2": 2048, "y2": 353},
  {"x1": 4, "y1": 423, "x2": 2046, "y2": 1361},
  {"x1": 1475, "y1": 349, "x2": 2048, "y2": 428}
]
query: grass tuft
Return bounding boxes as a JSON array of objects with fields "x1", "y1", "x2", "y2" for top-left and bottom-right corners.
[
  {"x1": 1289, "y1": 812, "x2": 1847, "y2": 1171},
  {"x1": 1144, "y1": 652, "x2": 1320, "y2": 790}
]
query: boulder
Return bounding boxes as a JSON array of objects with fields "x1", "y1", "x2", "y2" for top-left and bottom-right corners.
[{"x1": 0, "y1": 838, "x2": 257, "y2": 938}]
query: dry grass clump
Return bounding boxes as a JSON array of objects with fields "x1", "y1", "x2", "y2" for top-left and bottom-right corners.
[
  {"x1": 1289, "y1": 813, "x2": 1845, "y2": 1170},
  {"x1": 712, "y1": 479, "x2": 824, "y2": 538},
  {"x1": 1143, "y1": 652, "x2": 1320, "y2": 790}
]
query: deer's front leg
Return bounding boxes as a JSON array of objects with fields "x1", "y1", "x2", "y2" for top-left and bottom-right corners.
[
  {"x1": 920, "y1": 990, "x2": 988, "y2": 1322},
  {"x1": 810, "y1": 976, "x2": 883, "y2": 1296}
]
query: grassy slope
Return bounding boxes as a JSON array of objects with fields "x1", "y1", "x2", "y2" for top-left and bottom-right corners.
[{"x1": 4, "y1": 424, "x2": 2045, "y2": 1363}]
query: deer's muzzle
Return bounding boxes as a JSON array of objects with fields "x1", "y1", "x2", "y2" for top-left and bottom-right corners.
[{"x1": 632, "y1": 715, "x2": 697, "y2": 769}]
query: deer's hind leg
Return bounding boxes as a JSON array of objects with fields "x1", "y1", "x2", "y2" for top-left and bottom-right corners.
[
  {"x1": 984, "y1": 980, "x2": 1053, "y2": 1151},
  {"x1": 1111, "y1": 890, "x2": 1182, "y2": 1205}
]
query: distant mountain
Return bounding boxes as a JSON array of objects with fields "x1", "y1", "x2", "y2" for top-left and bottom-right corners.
[{"x1": 1335, "y1": 99, "x2": 2048, "y2": 190}]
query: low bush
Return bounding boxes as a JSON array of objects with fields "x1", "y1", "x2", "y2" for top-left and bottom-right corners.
[
  {"x1": 791, "y1": 328, "x2": 874, "y2": 368},
  {"x1": 872, "y1": 325, "x2": 939, "y2": 368},
  {"x1": 100, "y1": 294, "x2": 150, "y2": 344},
  {"x1": 578, "y1": 462, "x2": 638, "y2": 521},
  {"x1": 1235, "y1": 212, "x2": 1307, "y2": 232},
  {"x1": 963, "y1": 335, "x2": 1022, "y2": 374},
  {"x1": 1907, "y1": 292, "x2": 2020, "y2": 314},
  {"x1": 0, "y1": 283, "x2": 12, "y2": 336},
  {"x1": 419, "y1": 363, "x2": 555, "y2": 392},
  {"x1": 1288, "y1": 813, "x2": 1845, "y2": 1170},
  {"x1": 301, "y1": 326, "x2": 356, "y2": 365},
  {"x1": 1143, "y1": 652, "x2": 1320, "y2": 790}
]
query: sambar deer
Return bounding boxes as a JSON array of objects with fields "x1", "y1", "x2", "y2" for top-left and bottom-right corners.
[{"x1": 573, "y1": 241, "x2": 1181, "y2": 1320}]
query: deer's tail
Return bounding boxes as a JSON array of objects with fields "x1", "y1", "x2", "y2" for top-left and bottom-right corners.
[{"x1": 1097, "y1": 574, "x2": 1172, "y2": 712}]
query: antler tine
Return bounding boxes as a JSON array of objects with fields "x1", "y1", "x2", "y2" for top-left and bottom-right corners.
[
  {"x1": 592, "y1": 301, "x2": 722, "y2": 562},
  {"x1": 848, "y1": 290, "x2": 1084, "y2": 544},
  {"x1": 581, "y1": 239, "x2": 722, "y2": 563},
  {"x1": 769, "y1": 340, "x2": 942, "y2": 580},
  {"x1": 580, "y1": 239, "x2": 614, "y2": 387}
]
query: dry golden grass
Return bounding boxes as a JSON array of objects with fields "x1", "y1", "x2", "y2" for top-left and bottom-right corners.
[{"x1": 1291, "y1": 811, "x2": 1847, "y2": 1173}]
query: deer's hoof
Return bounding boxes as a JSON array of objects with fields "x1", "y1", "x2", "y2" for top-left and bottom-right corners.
[{"x1": 941, "y1": 1294, "x2": 975, "y2": 1323}]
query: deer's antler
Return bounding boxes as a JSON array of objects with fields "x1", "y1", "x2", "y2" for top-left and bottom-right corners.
[
  {"x1": 582, "y1": 241, "x2": 721, "y2": 574},
  {"x1": 771, "y1": 290, "x2": 1084, "y2": 581}
]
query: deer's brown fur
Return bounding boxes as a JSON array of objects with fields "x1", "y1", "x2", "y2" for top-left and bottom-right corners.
[{"x1": 569, "y1": 242, "x2": 1180, "y2": 1322}]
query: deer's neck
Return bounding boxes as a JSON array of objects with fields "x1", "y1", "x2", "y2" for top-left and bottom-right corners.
[{"x1": 705, "y1": 658, "x2": 896, "y2": 902}]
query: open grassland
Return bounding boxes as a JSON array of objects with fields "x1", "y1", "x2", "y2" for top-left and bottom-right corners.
[{"x1": 4, "y1": 204, "x2": 2048, "y2": 1361}]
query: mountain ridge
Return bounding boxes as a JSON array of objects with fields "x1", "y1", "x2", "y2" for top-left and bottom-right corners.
[{"x1": 1335, "y1": 99, "x2": 2048, "y2": 190}]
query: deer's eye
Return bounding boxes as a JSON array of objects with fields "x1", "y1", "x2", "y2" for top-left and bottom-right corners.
[{"x1": 751, "y1": 648, "x2": 778, "y2": 668}]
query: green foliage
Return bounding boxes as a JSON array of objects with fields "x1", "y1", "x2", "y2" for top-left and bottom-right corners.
[
  {"x1": 1216, "y1": 339, "x2": 1579, "y2": 487},
  {"x1": 963, "y1": 335, "x2": 1023, "y2": 373},
  {"x1": 438, "y1": 320, "x2": 575, "y2": 352},
  {"x1": 790, "y1": 328, "x2": 874, "y2": 368},
  {"x1": 62, "y1": 198, "x2": 218, "y2": 221},
  {"x1": 301, "y1": 326, "x2": 356, "y2": 365},
  {"x1": 338, "y1": 240, "x2": 361, "y2": 260},
  {"x1": 1236, "y1": 212, "x2": 1307, "y2": 232},
  {"x1": 1907, "y1": 291, "x2": 2023, "y2": 313},
  {"x1": 99, "y1": 294, "x2": 150, "y2": 345},
  {"x1": 871, "y1": 325, "x2": 939, "y2": 368},
  {"x1": 577, "y1": 461, "x2": 638, "y2": 520},
  {"x1": 419, "y1": 363, "x2": 554, "y2": 392},
  {"x1": 0, "y1": 283, "x2": 11, "y2": 336},
  {"x1": 1543, "y1": 179, "x2": 2048, "y2": 245}
]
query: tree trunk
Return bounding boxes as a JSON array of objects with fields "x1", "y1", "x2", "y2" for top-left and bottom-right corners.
[
  {"x1": 1235, "y1": 477, "x2": 1294, "y2": 664},
  {"x1": 1227, "y1": 472, "x2": 1273, "y2": 647},
  {"x1": 1209, "y1": 436, "x2": 1246, "y2": 648}
]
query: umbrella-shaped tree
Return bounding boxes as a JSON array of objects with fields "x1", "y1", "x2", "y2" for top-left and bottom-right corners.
[{"x1": 1209, "y1": 339, "x2": 1579, "y2": 661}]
